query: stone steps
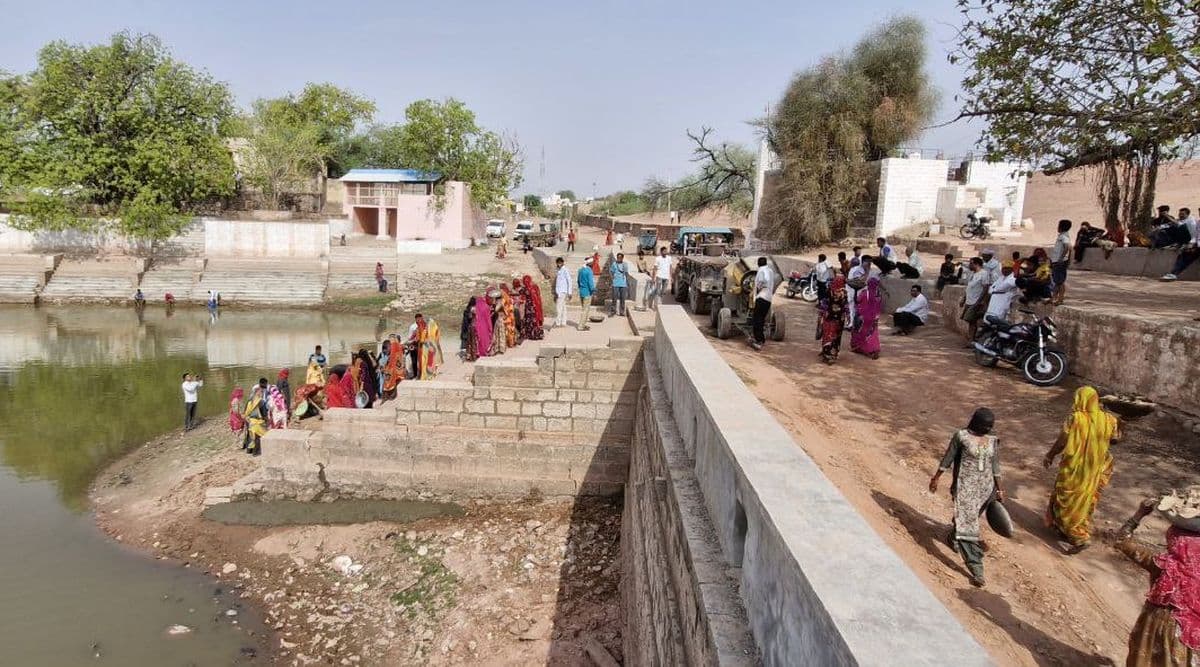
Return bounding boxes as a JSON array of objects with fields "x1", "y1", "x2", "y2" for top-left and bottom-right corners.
[
  {"x1": 41, "y1": 274, "x2": 138, "y2": 301},
  {"x1": 0, "y1": 274, "x2": 41, "y2": 303},
  {"x1": 327, "y1": 273, "x2": 396, "y2": 291},
  {"x1": 197, "y1": 272, "x2": 326, "y2": 305},
  {"x1": 140, "y1": 268, "x2": 201, "y2": 301}
]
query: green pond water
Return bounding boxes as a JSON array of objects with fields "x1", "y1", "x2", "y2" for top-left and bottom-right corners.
[{"x1": 0, "y1": 304, "x2": 390, "y2": 666}]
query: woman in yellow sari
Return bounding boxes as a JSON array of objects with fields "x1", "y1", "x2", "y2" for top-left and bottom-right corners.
[
  {"x1": 415, "y1": 316, "x2": 444, "y2": 380},
  {"x1": 241, "y1": 385, "x2": 269, "y2": 456},
  {"x1": 304, "y1": 360, "x2": 326, "y2": 387},
  {"x1": 1044, "y1": 385, "x2": 1120, "y2": 552}
]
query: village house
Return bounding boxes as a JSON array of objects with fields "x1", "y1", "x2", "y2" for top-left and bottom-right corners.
[{"x1": 339, "y1": 168, "x2": 485, "y2": 252}]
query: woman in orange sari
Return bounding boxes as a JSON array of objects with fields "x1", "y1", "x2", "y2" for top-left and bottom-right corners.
[
  {"x1": 414, "y1": 316, "x2": 443, "y2": 379},
  {"x1": 1044, "y1": 385, "x2": 1120, "y2": 553},
  {"x1": 380, "y1": 334, "x2": 404, "y2": 397},
  {"x1": 499, "y1": 285, "x2": 518, "y2": 348}
]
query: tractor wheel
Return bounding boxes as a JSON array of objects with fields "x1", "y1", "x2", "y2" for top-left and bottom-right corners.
[
  {"x1": 769, "y1": 310, "x2": 787, "y2": 341},
  {"x1": 716, "y1": 308, "x2": 733, "y2": 339},
  {"x1": 710, "y1": 303, "x2": 720, "y2": 330},
  {"x1": 689, "y1": 287, "x2": 710, "y2": 315},
  {"x1": 674, "y1": 280, "x2": 689, "y2": 302}
]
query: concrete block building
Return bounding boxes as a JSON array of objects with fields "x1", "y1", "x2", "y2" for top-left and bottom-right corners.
[
  {"x1": 869, "y1": 156, "x2": 1028, "y2": 236},
  {"x1": 339, "y1": 169, "x2": 485, "y2": 252}
]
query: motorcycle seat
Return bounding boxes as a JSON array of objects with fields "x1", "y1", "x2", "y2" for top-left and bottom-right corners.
[{"x1": 985, "y1": 315, "x2": 1013, "y2": 329}]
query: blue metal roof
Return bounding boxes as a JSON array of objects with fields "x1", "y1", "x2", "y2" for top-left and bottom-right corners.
[
  {"x1": 678, "y1": 226, "x2": 734, "y2": 235},
  {"x1": 339, "y1": 168, "x2": 442, "y2": 183}
]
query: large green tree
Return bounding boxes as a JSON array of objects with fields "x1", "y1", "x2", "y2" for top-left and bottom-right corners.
[
  {"x1": 952, "y1": 0, "x2": 1200, "y2": 232},
  {"x1": 762, "y1": 17, "x2": 938, "y2": 246},
  {"x1": 245, "y1": 83, "x2": 374, "y2": 209},
  {"x1": 340, "y1": 98, "x2": 522, "y2": 211},
  {"x1": 3, "y1": 33, "x2": 237, "y2": 239}
]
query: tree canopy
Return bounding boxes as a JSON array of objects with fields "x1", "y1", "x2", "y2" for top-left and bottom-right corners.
[
  {"x1": 643, "y1": 128, "x2": 756, "y2": 219},
  {"x1": 1, "y1": 33, "x2": 237, "y2": 239},
  {"x1": 555, "y1": 189, "x2": 577, "y2": 201},
  {"x1": 952, "y1": 0, "x2": 1200, "y2": 231},
  {"x1": 762, "y1": 16, "x2": 938, "y2": 247}
]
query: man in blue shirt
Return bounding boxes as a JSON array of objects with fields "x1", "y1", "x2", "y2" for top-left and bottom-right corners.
[
  {"x1": 577, "y1": 261, "x2": 596, "y2": 331},
  {"x1": 609, "y1": 252, "x2": 629, "y2": 316}
]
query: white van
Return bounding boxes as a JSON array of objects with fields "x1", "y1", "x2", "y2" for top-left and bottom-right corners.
[
  {"x1": 512, "y1": 220, "x2": 534, "y2": 240},
  {"x1": 485, "y1": 219, "x2": 506, "y2": 238}
]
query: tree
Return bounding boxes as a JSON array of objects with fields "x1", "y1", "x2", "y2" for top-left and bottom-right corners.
[
  {"x1": 952, "y1": 1, "x2": 1200, "y2": 232},
  {"x1": 762, "y1": 17, "x2": 937, "y2": 247},
  {"x1": 555, "y1": 189, "x2": 577, "y2": 201},
  {"x1": 643, "y1": 128, "x2": 756, "y2": 218},
  {"x1": 389, "y1": 98, "x2": 523, "y2": 210},
  {"x1": 246, "y1": 83, "x2": 374, "y2": 209},
  {"x1": 336, "y1": 123, "x2": 407, "y2": 171},
  {"x1": 2, "y1": 33, "x2": 237, "y2": 239},
  {"x1": 522, "y1": 194, "x2": 543, "y2": 214}
]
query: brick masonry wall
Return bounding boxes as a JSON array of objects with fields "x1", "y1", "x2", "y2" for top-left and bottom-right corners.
[{"x1": 249, "y1": 336, "x2": 647, "y2": 499}]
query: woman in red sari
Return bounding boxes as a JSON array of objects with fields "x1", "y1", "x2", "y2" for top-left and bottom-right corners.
[
  {"x1": 324, "y1": 370, "x2": 355, "y2": 408},
  {"x1": 521, "y1": 275, "x2": 545, "y2": 340},
  {"x1": 228, "y1": 387, "x2": 246, "y2": 444}
]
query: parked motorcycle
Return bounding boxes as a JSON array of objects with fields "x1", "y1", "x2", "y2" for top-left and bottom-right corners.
[
  {"x1": 959, "y1": 212, "x2": 992, "y2": 240},
  {"x1": 785, "y1": 270, "x2": 819, "y2": 302},
  {"x1": 972, "y1": 310, "x2": 1068, "y2": 386}
]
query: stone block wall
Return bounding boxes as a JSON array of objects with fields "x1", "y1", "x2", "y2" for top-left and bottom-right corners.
[
  {"x1": 250, "y1": 336, "x2": 646, "y2": 499},
  {"x1": 939, "y1": 284, "x2": 1200, "y2": 411},
  {"x1": 875, "y1": 157, "x2": 951, "y2": 236},
  {"x1": 642, "y1": 306, "x2": 989, "y2": 665}
]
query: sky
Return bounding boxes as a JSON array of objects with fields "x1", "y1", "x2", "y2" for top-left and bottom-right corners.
[{"x1": 2, "y1": 0, "x2": 984, "y2": 198}]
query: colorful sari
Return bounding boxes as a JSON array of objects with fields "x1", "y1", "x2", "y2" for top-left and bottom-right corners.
[
  {"x1": 382, "y1": 338, "x2": 404, "y2": 392},
  {"x1": 499, "y1": 286, "x2": 518, "y2": 348},
  {"x1": 415, "y1": 318, "x2": 444, "y2": 379},
  {"x1": 305, "y1": 361, "x2": 326, "y2": 387},
  {"x1": 1047, "y1": 386, "x2": 1118, "y2": 546},
  {"x1": 488, "y1": 296, "x2": 507, "y2": 355},
  {"x1": 521, "y1": 275, "x2": 544, "y2": 340},
  {"x1": 460, "y1": 299, "x2": 478, "y2": 361},
  {"x1": 267, "y1": 385, "x2": 288, "y2": 429},
  {"x1": 324, "y1": 371, "x2": 354, "y2": 409},
  {"x1": 243, "y1": 388, "x2": 268, "y2": 439},
  {"x1": 473, "y1": 296, "x2": 493, "y2": 358},
  {"x1": 355, "y1": 350, "x2": 377, "y2": 406},
  {"x1": 850, "y1": 276, "x2": 882, "y2": 358},
  {"x1": 228, "y1": 388, "x2": 246, "y2": 432},
  {"x1": 819, "y1": 276, "x2": 848, "y2": 363}
]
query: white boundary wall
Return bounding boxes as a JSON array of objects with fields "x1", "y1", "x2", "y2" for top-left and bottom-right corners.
[{"x1": 203, "y1": 218, "x2": 330, "y2": 258}]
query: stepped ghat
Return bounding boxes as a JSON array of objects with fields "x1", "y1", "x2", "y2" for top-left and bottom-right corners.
[{"x1": 239, "y1": 307, "x2": 990, "y2": 665}]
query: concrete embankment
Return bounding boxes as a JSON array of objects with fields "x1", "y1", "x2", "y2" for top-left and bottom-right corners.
[{"x1": 940, "y1": 284, "x2": 1200, "y2": 412}]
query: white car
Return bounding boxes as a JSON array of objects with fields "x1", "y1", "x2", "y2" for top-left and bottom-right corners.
[
  {"x1": 512, "y1": 220, "x2": 534, "y2": 240},
  {"x1": 485, "y1": 219, "x2": 506, "y2": 238}
]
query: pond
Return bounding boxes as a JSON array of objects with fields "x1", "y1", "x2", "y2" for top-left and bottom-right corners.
[{"x1": 0, "y1": 304, "x2": 389, "y2": 665}]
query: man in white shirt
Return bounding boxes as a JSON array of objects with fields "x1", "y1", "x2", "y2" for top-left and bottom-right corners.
[
  {"x1": 846, "y1": 257, "x2": 873, "y2": 326},
  {"x1": 750, "y1": 256, "x2": 775, "y2": 350},
  {"x1": 959, "y1": 257, "x2": 987, "y2": 342},
  {"x1": 1049, "y1": 219, "x2": 1072, "y2": 304},
  {"x1": 554, "y1": 257, "x2": 573, "y2": 327},
  {"x1": 181, "y1": 372, "x2": 204, "y2": 431},
  {"x1": 813, "y1": 254, "x2": 833, "y2": 301},
  {"x1": 1163, "y1": 208, "x2": 1200, "y2": 281},
  {"x1": 985, "y1": 265, "x2": 1019, "y2": 321},
  {"x1": 980, "y1": 249, "x2": 1002, "y2": 286},
  {"x1": 897, "y1": 246, "x2": 924, "y2": 279},
  {"x1": 892, "y1": 285, "x2": 929, "y2": 335},
  {"x1": 651, "y1": 247, "x2": 673, "y2": 310}
]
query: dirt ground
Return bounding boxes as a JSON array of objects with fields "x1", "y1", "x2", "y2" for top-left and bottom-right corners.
[
  {"x1": 681, "y1": 292, "x2": 1200, "y2": 666},
  {"x1": 90, "y1": 420, "x2": 623, "y2": 667}
]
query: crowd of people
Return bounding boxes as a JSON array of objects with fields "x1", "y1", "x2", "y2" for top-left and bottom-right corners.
[{"x1": 460, "y1": 276, "x2": 545, "y2": 360}]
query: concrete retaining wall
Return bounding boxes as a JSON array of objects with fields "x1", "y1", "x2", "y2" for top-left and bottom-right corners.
[
  {"x1": 647, "y1": 306, "x2": 989, "y2": 665},
  {"x1": 939, "y1": 284, "x2": 1200, "y2": 411},
  {"x1": 0, "y1": 214, "x2": 154, "y2": 255},
  {"x1": 1076, "y1": 246, "x2": 1200, "y2": 281},
  {"x1": 203, "y1": 218, "x2": 331, "y2": 258},
  {"x1": 249, "y1": 336, "x2": 646, "y2": 499}
]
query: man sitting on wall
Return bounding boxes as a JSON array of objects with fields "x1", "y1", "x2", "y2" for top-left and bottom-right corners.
[{"x1": 892, "y1": 285, "x2": 929, "y2": 335}]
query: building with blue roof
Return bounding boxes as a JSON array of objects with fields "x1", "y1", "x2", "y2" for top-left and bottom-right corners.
[{"x1": 338, "y1": 169, "x2": 484, "y2": 250}]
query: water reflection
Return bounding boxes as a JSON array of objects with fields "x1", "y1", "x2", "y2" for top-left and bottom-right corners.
[{"x1": 0, "y1": 304, "x2": 390, "y2": 666}]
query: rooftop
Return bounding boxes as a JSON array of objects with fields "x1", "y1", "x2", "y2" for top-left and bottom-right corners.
[{"x1": 339, "y1": 168, "x2": 442, "y2": 183}]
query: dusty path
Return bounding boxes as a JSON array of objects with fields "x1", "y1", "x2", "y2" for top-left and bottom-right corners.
[{"x1": 683, "y1": 293, "x2": 1200, "y2": 665}]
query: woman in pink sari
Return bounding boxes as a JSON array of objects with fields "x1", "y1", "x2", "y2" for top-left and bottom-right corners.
[
  {"x1": 851, "y1": 276, "x2": 882, "y2": 359},
  {"x1": 473, "y1": 296, "x2": 493, "y2": 358}
]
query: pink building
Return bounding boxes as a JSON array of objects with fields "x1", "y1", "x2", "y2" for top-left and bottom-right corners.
[{"x1": 339, "y1": 169, "x2": 484, "y2": 250}]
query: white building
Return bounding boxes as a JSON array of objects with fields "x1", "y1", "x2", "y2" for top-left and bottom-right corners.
[{"x1": 869, "y1": 155, "x2": 1027, "y2": 237}]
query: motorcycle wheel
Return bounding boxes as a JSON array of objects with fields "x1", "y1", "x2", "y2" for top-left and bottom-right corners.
[
  {"x1": 959, "y1": 223, "x2": 977, "y2": 240},
  {"x1": 800, "y1": 285, "x2": 818, "y2": 303},
  {"x1": 1021, "y1": 350, "x2": 1068, "y2": 386}
]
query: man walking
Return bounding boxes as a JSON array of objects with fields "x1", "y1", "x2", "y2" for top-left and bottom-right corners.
[
  {"x1": 181, "y1": 372, "x2": 203, "y2": 431},
  {"x1": 750, "y1": 257, "x2": 775, "y2": 350},
  {"x1": 567, "y1": 229, "x2": 576, "y2": 252},
  {"x1": 813, "y1": 253, "x2": 833, "y2": 301},
  {"x1": 651, "y1": 246, "x2": 673, "y2": 310},
  {"x1": 577, "y1": 259, "x2": 596, "y2": 331},
  {"x1": 610, "y1": 252, "x2": 630, "y2": 316},
  {"x1": 554, "y1": 257, "x2": 572, "y2": 328}
]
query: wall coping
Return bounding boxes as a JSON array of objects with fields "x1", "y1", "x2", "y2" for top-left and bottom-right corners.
[{"x1": 652, "y1": 305, "x2": 990, "y2": 665}]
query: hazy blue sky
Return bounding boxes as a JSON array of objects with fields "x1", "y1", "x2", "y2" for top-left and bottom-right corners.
[{"x1": 3, "y1": 0, "x2": 983, "y2": 197}]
